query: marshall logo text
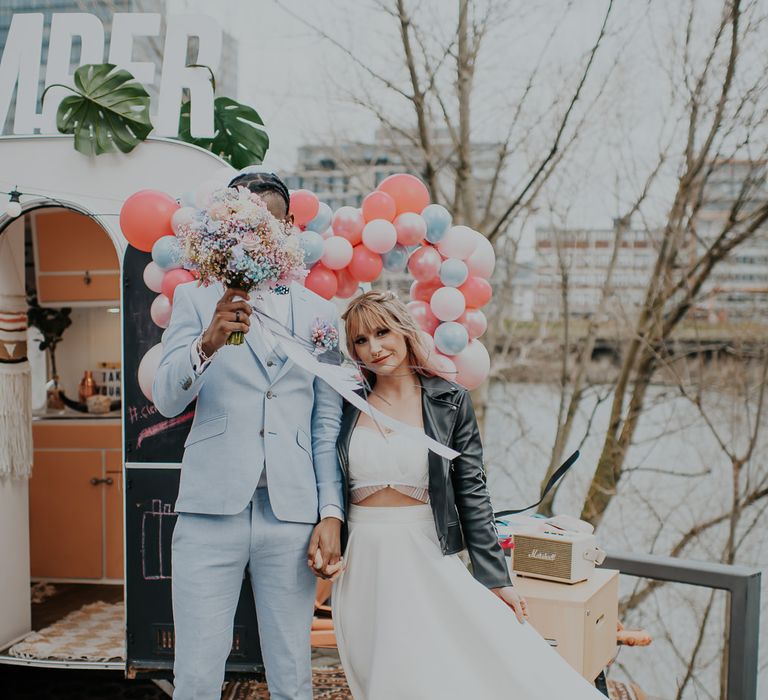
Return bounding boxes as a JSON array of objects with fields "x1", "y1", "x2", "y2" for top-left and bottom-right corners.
[{"x1": 527, "y1": 549, "x2": 558, "y2": 562}]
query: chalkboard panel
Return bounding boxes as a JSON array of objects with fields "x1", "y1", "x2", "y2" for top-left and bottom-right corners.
[
  {"x1": 125, "y1": 468, "x2": 263, "y2": 677},
  {"x1": 122, "y1": 245, "x2": 263, "y2": 677},
  {"x1": 122, "y1": 244, "x2": 193, "y2": 463}
]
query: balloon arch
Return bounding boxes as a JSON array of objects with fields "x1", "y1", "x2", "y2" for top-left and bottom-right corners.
[{"x1": 119, "y1": 171, "x2": 495, "y2": 398}]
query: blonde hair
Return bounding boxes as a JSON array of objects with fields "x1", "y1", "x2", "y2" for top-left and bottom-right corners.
[{"x1": 342, "y1": 290, "x2": 433, "y2": 376}]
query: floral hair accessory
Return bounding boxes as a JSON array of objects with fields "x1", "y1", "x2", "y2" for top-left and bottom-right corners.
[{"x1": 311, "y1": 318, "x2": 339, "y2": 354}]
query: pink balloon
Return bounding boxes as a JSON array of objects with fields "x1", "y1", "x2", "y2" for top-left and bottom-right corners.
[
  {"x1": 143, "y1": 261, "x2": 165, "y2": 293},
  {"x1": 453, "y1": 340, "x2": 491, "y2": 390},
  {"x1": 290, "y1": 190, "x2": 320, "y2": 227},
  {"x1": 407, "y1": 245, "x2": 442, "y2": 282},
  {"x1": 348, "y1": 245, "x2": 383, "y2": 282},
  {"x1": 362, "y1": 191, "x2": 397, "y2": 222},
  {"x1": 406, "y1": 300, "x2": 440, "y2": 335},
  {"x1": 458, "y1": 309, "x2": 488, "y2": 339},
  {"x1": 335, "y1": 268, "x2": 360, "y2": 299},
  {"x1": 410, "y1": 277, "x2": 442, "y2": 303},
  {"x1": 150, "y1": 294, "x2": 173, "y2": 329},
  {"x1": 305, "y1": 264, "x2": 338, "y2": 300},
  {"x1": 321, "y1": 236, "x2": 354, "y2": 270},
  {"x1": 362, "y1": 219, "x2": 397, "y2": 254},
  {"x1": 466, "y1": 235, "x2": 495, "y2": 279},
  {"x1": 161, "y1": 269, "x2": 195, "y2": 301},
  {"x1": 430, "y1": 286, "x2": 466, "y2": 322},
  {"x1": 378, "y1": 174, "x2": 430, "y2": 216},
  {"x1": 428, "y1": 352, "x2": 458, "y2": 381},
  {"x1": 459, "y1": 276, "x2": 493, "y2": 308},
  {"x1": 332, "y1": 206, "x2": 365, "y2": 245},
  {"x1": 138, "y1": 343, "x2": 163, "y2": 402},
  {"x1": 437, "y1": 225, "x2": 480, "y2": 260},
  {"x1": 395, "y1": 212, "x2": 427, "y2": 246},
  {"x1": 120, "y1": 190, "x2": 179, "y2": 252}
]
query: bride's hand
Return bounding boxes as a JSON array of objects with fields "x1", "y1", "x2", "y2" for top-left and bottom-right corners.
[{"x1": 492, "y1": 586, "x2": 528, "y2": 624}]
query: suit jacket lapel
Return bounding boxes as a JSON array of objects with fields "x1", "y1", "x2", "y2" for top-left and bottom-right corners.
[{"x1": 270, "y1": 283, "x2": 303, "y2": 384}]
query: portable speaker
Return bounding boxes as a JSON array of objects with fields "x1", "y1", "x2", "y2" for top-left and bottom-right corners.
[{"x1": 511, "y1": 530, "x2": 605, "y2": 584}]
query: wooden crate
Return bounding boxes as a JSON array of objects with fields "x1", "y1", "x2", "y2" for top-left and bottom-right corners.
[{"x1": 513, "y1": 568, "x2": 619, "y2": 682}]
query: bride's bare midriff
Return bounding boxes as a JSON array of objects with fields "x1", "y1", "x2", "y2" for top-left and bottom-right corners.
[{"x1": 356, "y1": 487, "x2": 425, "y2": 507}]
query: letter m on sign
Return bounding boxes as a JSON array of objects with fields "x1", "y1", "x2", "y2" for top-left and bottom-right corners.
[{"x1": 0, "y1": 14, "x2": 44, "y2": 134}]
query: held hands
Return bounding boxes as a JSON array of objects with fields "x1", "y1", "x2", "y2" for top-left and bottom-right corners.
[
  {"x1": 307, "y1": 517, "x2": 345, "y2": 581},
  {"x1": 492, "y1": 586, "x2": 529, "y2": 624},
  {"x1": 200, "y1": 287, "x2": 252, "y2": 355}
]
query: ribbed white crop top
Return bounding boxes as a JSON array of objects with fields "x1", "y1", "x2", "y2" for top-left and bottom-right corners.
[{"x1": 348, "y1": 425, "x2": 430, "y2": 504}]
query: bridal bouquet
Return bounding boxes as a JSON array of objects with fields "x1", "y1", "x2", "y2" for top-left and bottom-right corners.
[{"x1": 176, "y1": 186, "x2": 307, "y2": 345}]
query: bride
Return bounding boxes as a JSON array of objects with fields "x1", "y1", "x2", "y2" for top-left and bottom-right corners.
[{"x1": 331, "y1": 290, "x2": 605, "y2": 699}]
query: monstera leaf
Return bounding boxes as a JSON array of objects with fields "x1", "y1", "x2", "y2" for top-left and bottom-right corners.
[
  {"x1": 45, "y1": 63, "x2": 153, "y2": 156},
  {"x1": 178, "y1": 96, "x2": 269, "y2": 168}
]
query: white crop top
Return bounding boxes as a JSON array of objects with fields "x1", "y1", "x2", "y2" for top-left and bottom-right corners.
[{"x1": 348, "y1": 425, "x2": 430, "y2": 503}]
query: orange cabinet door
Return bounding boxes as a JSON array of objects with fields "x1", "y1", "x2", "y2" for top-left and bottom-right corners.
[
  {"x1": 29, "y1": 451, "x2": 104, "y2": 579},
  {"x1": 33, "y1": 209, "x2": 120, "y2": 304},
  {"x1": 105, "y1": 452, "x2": 124, "y2": 580},
  {"x1": 37, "y1": 272, "x2": 120, "y2": 304}
]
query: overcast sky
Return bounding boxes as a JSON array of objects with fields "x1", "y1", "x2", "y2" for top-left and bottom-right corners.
[{"x1": 161, "y1": 0, "x2": 742, "y2": 237}]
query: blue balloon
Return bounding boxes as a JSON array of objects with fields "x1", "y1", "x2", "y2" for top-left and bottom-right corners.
[
  {"x1": 422, "y1": 204, "x2": 452, "y2": 244},
  {"x1": 383, "y1": 244, "x2": 409, "y2": 272},
  {"x1": 180, "y1": 190, "x2": 196, "y2": 207},
  {"x1": 439, "y1": 258, "x2": 469, "y2": 287},
  {"x1": 298, "y1": 230, "x2": 324, "y2": 265},
  {"x1": 306, "y1": 202, "x2": 333, "y2": 233},
  {"x1": 152, "y1": 235, "x2": 183, "y2": 271},
  {"x1": 434, "y1": 322, "x2": 469, "y2": 356}
]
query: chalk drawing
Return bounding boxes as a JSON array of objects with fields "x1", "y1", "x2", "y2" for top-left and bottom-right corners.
[{"x1": 141, "y1": 499, "x2": 178, "y2": 580}]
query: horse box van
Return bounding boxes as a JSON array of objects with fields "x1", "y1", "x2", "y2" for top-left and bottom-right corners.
[{"x1": 0, "y1": 135, "x2": 263, "y2": 679}]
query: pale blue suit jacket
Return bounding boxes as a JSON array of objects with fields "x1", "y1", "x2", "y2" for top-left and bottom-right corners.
[{"x1": 152, "y1": 281, "x2": 344, "y2": 523}]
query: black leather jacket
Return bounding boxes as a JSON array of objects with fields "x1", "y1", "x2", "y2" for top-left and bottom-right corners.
[{"x1": 337, "y1": 374, "x2": 512, "y2": 590}]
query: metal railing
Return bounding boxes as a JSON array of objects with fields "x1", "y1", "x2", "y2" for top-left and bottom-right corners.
[{"x1": 603, "y1": 551, "x2": 762, "y2": 700}]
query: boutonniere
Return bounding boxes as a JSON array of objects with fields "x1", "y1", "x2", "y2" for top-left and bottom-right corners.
[{"x1": 310, "y1": 318, "x2": 339, "y2": 355}]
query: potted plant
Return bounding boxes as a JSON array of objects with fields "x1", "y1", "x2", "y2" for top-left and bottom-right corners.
[{"x1": 26, "y1": 294, "x2": 72, "y2": 410}]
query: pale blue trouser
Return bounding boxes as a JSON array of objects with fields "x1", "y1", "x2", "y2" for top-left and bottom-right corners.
[{"x1": 171, "y1": 488, "x2": 316, "y2": 700}]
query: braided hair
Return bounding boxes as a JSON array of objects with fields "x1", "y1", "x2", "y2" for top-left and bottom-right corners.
[{"x1": 228, "y1": 171, "x2": 291, "y2": 219}]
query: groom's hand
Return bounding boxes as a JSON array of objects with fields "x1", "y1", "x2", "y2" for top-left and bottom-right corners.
[
  {"x1": 307, "y1": 517, "x2": 343, "y2": 580},
  {"x1": 200, "y1": 287, "x2": 252, "y2": 355}
]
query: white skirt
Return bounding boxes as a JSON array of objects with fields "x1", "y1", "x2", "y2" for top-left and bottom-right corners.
[{"x1": 333, "y1": 504, "x2": 606, "y2": 700}]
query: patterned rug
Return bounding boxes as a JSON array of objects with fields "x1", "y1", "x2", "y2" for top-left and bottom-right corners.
[
  {"x1": 9, "y1": 601, "x2": 124, "y2": 662},
  {"x1": 223, "y1": 665, "x2": 351, "y2": 699},
  {"x1": 222, "y1": 670, "x2": 640, "y2": 699},
  {"x1": 30, "y1": 581, "x2": 57, "y2": 604}
]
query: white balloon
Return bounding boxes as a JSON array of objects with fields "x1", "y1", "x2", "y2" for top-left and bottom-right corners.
[
  {"x1": 466, "y1": 234, "x2": 496, "y2": 279},
  {"x1": 437, "y1": 225, "x2": 480, "y2": 260},
  {"x1": 430, "y1": 286, "x2": 466, "y2": 322},
  {"x1": 137, "y1": 343, "x2": 164, "y2": 403},
  {"x1": 143, "y1": 262, "x2": 165, "y2": 293},
  {"x1": 171, "y1": 206, "x2": 197, "y2": 235}
]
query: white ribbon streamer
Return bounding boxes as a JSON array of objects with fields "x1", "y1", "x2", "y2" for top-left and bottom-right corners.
[{"x1": 256, "y1": 309, "x2": 461, "y2": 461}]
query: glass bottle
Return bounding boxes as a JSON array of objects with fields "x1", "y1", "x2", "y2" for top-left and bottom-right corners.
[{"x1": 78, "y1": 370, "x2": 97, "y2": 402}]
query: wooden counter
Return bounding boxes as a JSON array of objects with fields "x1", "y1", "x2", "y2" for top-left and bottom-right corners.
[{"x1": 30, "y1": 421, "x2": 124, "y2": 581}]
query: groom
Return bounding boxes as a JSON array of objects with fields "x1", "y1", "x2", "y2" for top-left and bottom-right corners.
[{"x1": 152, "y1": 172, "x2": 344, "y2": 700}]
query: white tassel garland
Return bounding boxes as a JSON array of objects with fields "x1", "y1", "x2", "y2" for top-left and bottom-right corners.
[{"x1": 0, "y1": 363, "x2": 33, "y2": 479}]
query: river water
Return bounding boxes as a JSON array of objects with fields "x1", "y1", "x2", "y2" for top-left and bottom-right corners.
[{"x1": 483, "y1": 382, "x2": 768, "y2": 699}]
